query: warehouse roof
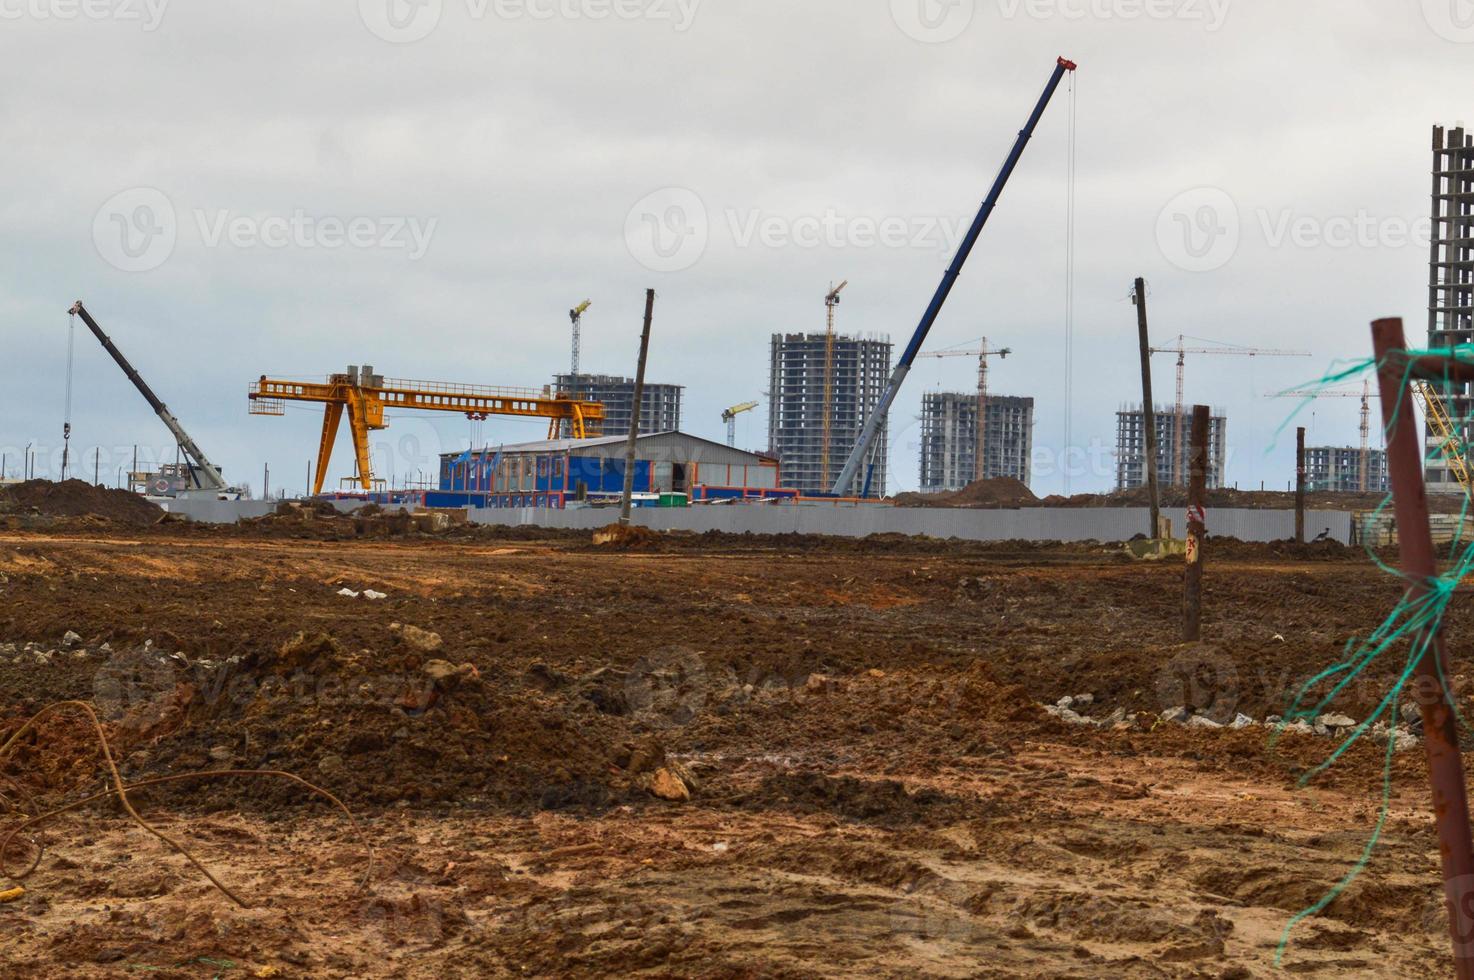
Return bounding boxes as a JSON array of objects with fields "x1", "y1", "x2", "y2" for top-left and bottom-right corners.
[{"x1": 439, "y1": 431, "x2": 773, "y2": 466}]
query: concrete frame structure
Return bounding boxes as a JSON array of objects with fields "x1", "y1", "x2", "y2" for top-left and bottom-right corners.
[
  {"x1": 553, "y1": 374, "x2": 682, "y2": 437},
  {"x1": 1427, "y1": 124, "x2": 1474, "y2": 493},
  {"x1": 918, "y1": 392, "x2": 1035, "y2": 491},
  {"x1": 1115, "y1": 405, "x2": 1227, "y2": 490},
  {"x1": 1306, "y1": 446, "x2": 1389, "y2": 494},
  {"x1": 768, "y1": 333, "x2": 892, "y2": 496}
]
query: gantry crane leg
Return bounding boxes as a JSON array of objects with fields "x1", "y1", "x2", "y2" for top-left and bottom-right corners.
[
  {"x1": 314, "y1": 402, "x2": 345, "y2": 496},
  {"x1": 345, "y1": 390, "x2": 375, "y2": 492}
]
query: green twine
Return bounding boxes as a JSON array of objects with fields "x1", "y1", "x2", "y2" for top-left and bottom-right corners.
[{"x1": 1270, "y1": 345, "x2": 1474, "y2": 965}]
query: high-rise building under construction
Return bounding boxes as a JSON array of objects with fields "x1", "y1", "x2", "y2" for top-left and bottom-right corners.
[
  {"x1": 1115, "y1": 405, "x2": 1228, "y2": 490},
  {"x1": 768, "y1": 333, "x2": 892, "y2": 496},
  {"x1": 1427, "y1": 124, "x2": 1474, "y2": 493},
  {"x1": 918, "y1": 393, "x2": 1034, "y2": 492}
]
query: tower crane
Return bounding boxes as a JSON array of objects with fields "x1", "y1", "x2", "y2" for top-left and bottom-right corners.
[
  {"x1": 820, "y1": 280, "x2": 848, "y2": 485},
  {"x1": 1274, "y1": 381, "x2": 1377, "y2": 492},
  {"x1": 722, "y1": 401, "x2": 759, "y2": 448},
  {"x1": 249, "y1": 370, "x2": 605, "y2": 495},
  {"x1": 917, "y1": 339, "x2": 1012, "y2": 484},
  {"x1": 1151, "y1": 335, "x2": 1310, "y2": 485},
  {"x1": 569, "y1": 300, "x2": 592, "y2": 377},
  {"x1": 833, "y1": 57, "x2": 1077, "y2": 496}
]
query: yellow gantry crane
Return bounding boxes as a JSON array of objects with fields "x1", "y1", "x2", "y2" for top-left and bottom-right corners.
[
  {"x1": 249, "y1": 366, "x2": 605, "y2": 495},
  {"x1": 820, "y1": 280, "x2": 848, "y2": 483}
]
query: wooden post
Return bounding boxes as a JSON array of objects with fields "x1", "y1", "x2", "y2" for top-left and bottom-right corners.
[
  {"x1": 1372, "y1": 317, "x2": 1474, "y2": 978},
  {"x1": 620, "y1": 289, "x2": 656, "y2": 525},
  {"x1": 1296, "y1": 426, "x2": 1307, "y2": 544},
  {"x1": 1134, "y1": 278, "x2": 1161, "y2": 538},
  {"x1": 1184, "y1": 405, "x2": 1209, "y2": 641}
]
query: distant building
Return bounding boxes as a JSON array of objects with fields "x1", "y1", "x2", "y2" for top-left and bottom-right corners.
[
  {"x1": 919, "y1": 392, "x2": 1034, "y2": 492},
  {"x1": 553, "y1": 374, "x2": 682, "y2": 437},
  {"x1": 1115, "y1": 405, "x2": 1227, "y2": 490},
  {"x1": 1427, "y1": 124, "x2": 1474, "y2": 494},
  {"x1": 768, "y1": 332, "x2": 893, "y2": 496},
  {"x1": 1306, "y1": 446, "x2": 1388, "y2": 494}
]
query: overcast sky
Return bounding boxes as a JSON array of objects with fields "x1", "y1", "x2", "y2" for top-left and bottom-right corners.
[{"x1": 2, "y1": 1, "x2": 1470, "y2": 497}]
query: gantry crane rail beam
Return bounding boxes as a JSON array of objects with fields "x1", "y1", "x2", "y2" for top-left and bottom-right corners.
[{"x1": 249, "y1": 373, "x2": 605, "y2": 495}]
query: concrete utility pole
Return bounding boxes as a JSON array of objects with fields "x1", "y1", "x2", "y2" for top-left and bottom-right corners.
[
  {"x1": 1295, "y1": 427, "x2": 1307, "y2": 544},
  {"x1": 619, "y1": 289, "x2": 656, "y2": 526},
  {"x1": 1371, "y1": 317, "x2": 1474, "y2": 978},
  {"x1": 1133, "y1": 278, "x2": 1161, "y2": 538},
  {"x1": 1184, "y1": 405, "x2": 1209, "y2": 641}
]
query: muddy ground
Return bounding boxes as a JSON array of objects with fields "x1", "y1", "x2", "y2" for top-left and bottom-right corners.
[{"x1": 0, "y1": 518, "x2": 1467, "y2": 977}]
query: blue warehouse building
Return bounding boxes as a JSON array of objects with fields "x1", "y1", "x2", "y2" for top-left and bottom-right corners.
[{"x1": 432, "y1": 431, "x2": 796, "y2": 509}]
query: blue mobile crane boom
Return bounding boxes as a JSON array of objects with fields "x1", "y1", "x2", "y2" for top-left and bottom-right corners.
[{"x1": 831, "y1": 57, "x2": 1077, "y2": 496}]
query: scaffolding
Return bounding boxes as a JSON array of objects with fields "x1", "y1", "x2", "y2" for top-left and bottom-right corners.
[
  {"x1": 1427, "y1": 124, "x2": 1474, "y2": 493},
  {"x1": 919, "y1": 392, "x2": 1034, "y2": 492},
  {"x1": 768, "y1": 332, "x2": 892, "y2": 496}
]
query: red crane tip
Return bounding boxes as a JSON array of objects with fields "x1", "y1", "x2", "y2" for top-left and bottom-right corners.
[{"x1": 1058, "y1": 57, "x2": 1078, "y2": 70}]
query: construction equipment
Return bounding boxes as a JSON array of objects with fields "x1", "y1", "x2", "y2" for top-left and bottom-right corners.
[
  {"x1": 722, "y1": 401, "x2": 759, "y2": 448},
  {"x1": 68, "y1": 301, "x2": 239, "y2": 498},
  {"x1": 249, "y1": 370, "x2": 605, "y2": 495},
  {"x1": 1275, "y1": 382, "x2": 1377, "y2": 492},
  {"x1": 820, "y1": 280, "x2": 848, "y2": 482},
  {"x1": 1151, "y1": 335, "x2": 1310, "y2": 485},
  {"x1": 569, "y1": 300, "x2": 592, "y2": 377},
  {"x1": 1414, "y1": 380, "x2": 1473, "y2": 499},
  {"x1": 832, "y1": 57, "x2": 1077, "y2": 496},
  {"x1": 917, "y1": 339, "x2": 1012, "y2": 483}
]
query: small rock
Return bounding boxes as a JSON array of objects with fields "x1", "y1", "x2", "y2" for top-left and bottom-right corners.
[
  {"x1": 71, "y1": 650, "x2": 88, "y2": 660},
  {"x1": 1186, "y1": 715, "x2": 1223, "y2": 730},
  {"x1": 336, "y1": 588, "x2": 360, "y2": 599},
  {"x1": 363, "y1": 590, "x2": 387, "y2": 601},
  {"x1": 1318, "y1": 713, "x2": 1357, "y2": 729},
  {"x1": 395, "y1": 624, "x2": 443, "y2": 653},
  {"x1": 805, "y1": 673, "x2": 831, "y2": 693},
  {"x1": 866, "y1": 669, "x2": 886, "y2": 679},
  {"x1": 1103, "y1": 707, "x2": 1127, "y2": 726},
  {"x1": 1073, "y1": 693, "x2": 1094, "y2": 707},
  {"x1": 1160, "y1": 706, "x2": 1190, "y2": 725},
  {"x1": 318, "y1": 754, "x2": 345, "y2": 775},
  {"x1": 1056, "y1": 696, "x2": 1075, "y2": 709},
  {"x1": 1230, "y1": 714, "x2": 1255, "y2": 730},
  {"x1": 650, "y1": 767, "x2": 690, "y2": 801},
  {"x1": 61, "y1": 630, "x2": 82, "y2": 649}
]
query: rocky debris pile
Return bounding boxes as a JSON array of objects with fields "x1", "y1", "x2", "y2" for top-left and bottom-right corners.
[
  {"x1": 0, "y1": 479, "x2": 163, "y2": 526},
  {"x1": 591, "y1": 523, "x2": 661, "y2": 550},
  {"x1": 237, "y1": 502, "x2": 466, "y2": 540},
  {"x1": 1043, "y1": 694, "x2": 1421, "y2": 752}
]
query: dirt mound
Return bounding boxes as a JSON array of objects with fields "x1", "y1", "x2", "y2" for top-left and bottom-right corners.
[
  {"x1": 134, "y1": 631, "x2": 625, "y2": 809},
  {"x1": 592, "y1": 523, "x2": 661, "y2": 550},
  {"x1": 0, "y1": 479, "x2": 162, "y2": 526},
  {"x1": 894, "y1": 477, "x2": 1038, "y2": 509}
]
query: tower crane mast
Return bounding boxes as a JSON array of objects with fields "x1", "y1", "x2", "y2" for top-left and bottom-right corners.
[
  {"x1": 722, "y1": 400, "x2": 759, "y2": 448},
  {"x1": 820, "y1": 280, "x2": 848, "y2": 486}
]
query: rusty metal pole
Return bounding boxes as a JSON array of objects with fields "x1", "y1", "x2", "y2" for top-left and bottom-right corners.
[
  {"x1": 1296, "y1": 426, "x2": 1307, "y2": 544},
  {"x1": 619, "y1": 289, "x2": 656, "y2": 526},
  {"x1": 1133, "y1": 278, "x2": 1161, "y2": 538},
  {"x1": 1184, "y1": 405, "x2": 1208, "y2": 641},
  {"x1": 1373, "y1": 317, "x2": 1474, "y2": 977}
]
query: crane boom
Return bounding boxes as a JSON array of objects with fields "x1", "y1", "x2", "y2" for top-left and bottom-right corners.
[
  {"x1": 831, "y1": 57, "x2": 1077, "y2": 496},
  {"x1": 722, "y1": 400, "x2": 759, "y2": 447},
  {"x1": 68, "y1": 301, "x2": 228, "y2": 492}
]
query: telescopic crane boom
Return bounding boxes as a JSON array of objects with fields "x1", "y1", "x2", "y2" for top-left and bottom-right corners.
[
  {"x1": 831, "y1": 57, "x2": 1077, "y2": 496},
  {"x1": 68, "y1": 301, "x2": 229, "y2": 493}
]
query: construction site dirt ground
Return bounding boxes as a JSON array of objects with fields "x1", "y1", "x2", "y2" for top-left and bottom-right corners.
[{"x1": 0, "y1": 519, "x2": 1469, "y2": 977}]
